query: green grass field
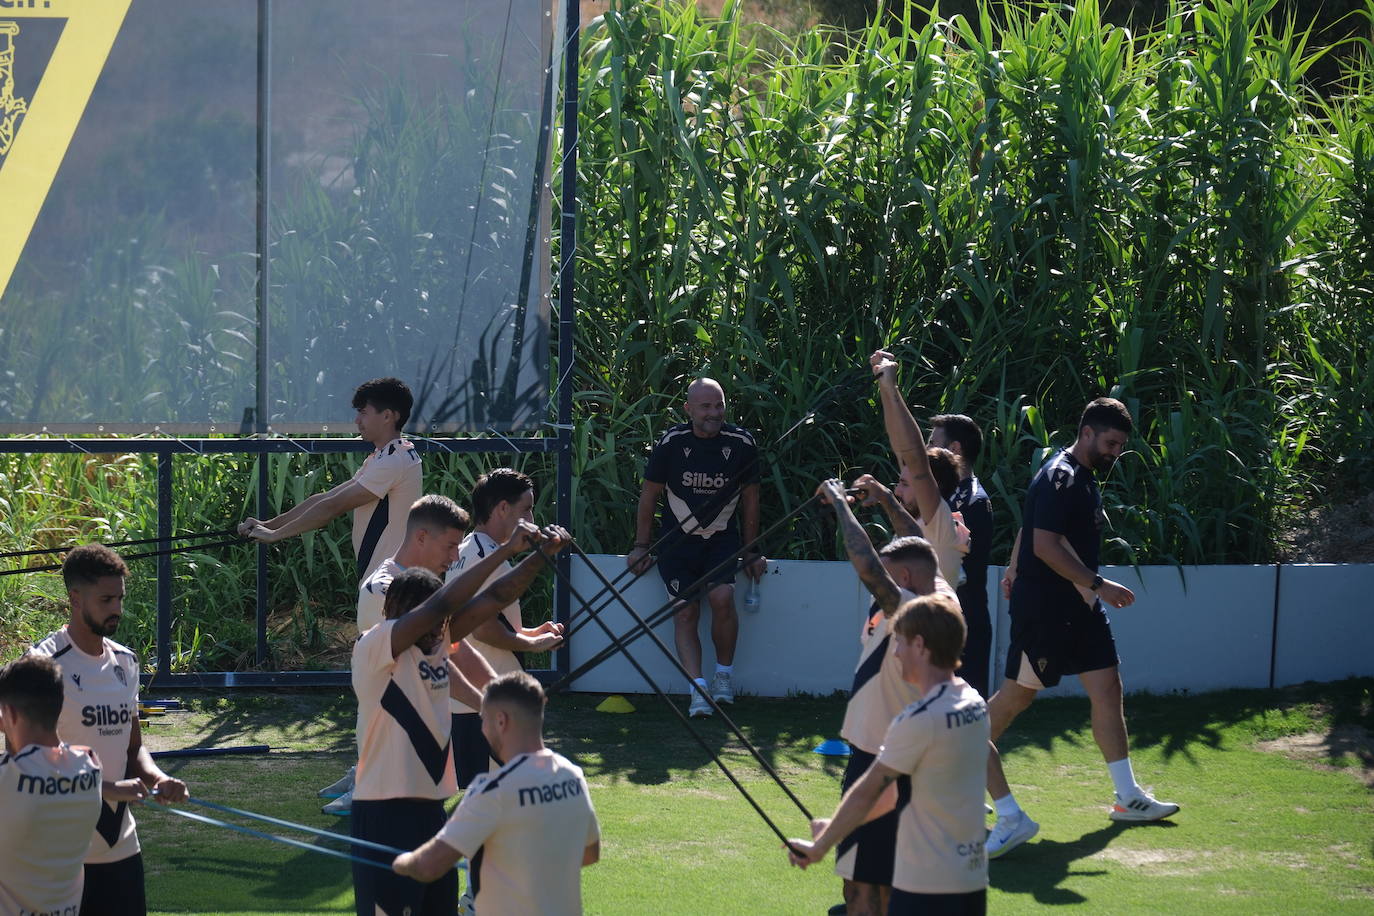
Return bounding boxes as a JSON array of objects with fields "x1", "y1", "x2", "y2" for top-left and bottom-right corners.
[{"x1": 132, "y1": 680, "x2": 1374, "y2": 915}]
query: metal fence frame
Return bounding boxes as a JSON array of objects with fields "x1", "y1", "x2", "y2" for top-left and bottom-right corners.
[{"x1": 0, "y1": 0, "x2": 581, "y2": 688}]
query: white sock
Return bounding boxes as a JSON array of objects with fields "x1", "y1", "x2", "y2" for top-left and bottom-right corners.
[
  {"x1": 715, "y1": 664, "x2": 733, "y2": 676},
  {"x1": 1107, "y1": 757, "x2": 1141, "y2": 798},
  {"x1": 993, "y1": 794, "x2": 1021, "y2": 818},
  {"x1": 692, "y1": 677, "x2": 708, "y2": 692}
]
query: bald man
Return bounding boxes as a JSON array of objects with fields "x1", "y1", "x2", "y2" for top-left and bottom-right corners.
[{"x1": 627, "y1": 378, "x2": 765, "y2": 717}]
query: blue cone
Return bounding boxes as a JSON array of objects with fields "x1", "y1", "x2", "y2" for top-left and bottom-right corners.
[{"x1": 813, "y1": 739, "x2": 852, "y2": 757}]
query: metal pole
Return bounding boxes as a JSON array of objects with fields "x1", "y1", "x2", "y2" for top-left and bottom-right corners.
[
  {"x1": 554, "y1": 0, "x2": 580, "y2": 677},
  {"x1": 254, "y1": 0, "x2": 272, "y2": 667},
  {"x1": 156, "y1": 451, "x2": 173, "y2": 679}
]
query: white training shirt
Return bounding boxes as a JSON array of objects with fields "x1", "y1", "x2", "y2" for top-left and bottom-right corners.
[
  {"x1": 351, "y1": 618, "x2": 456, "y2": 801},
  {"x1": 0, "y1": 742, "x2": 103, "y2": 916},
  {"x1": 840, "y1": 587, "x2": 922, "y2": 755},
  {"x1": 917, "y1": 501, "x2": 969, "y2": 589},
  {"x1": 437, "y1": 749, "x2": 599, "y2": 916},
  {"x1": 351, "y1": 437, "x2": 423, "y2": 581},
  {"x1": 447, "y1": 531, "x2": 523, "y2": 716},
  {"x1": 28, "y1": 627, "x2": 141, "y2": 864},
  {"x1": 877, "y1": 680, "x2": 990, "y2": 895},
  {"x1": 356, "y1": 556, "x2": 406, "y2": 635}
]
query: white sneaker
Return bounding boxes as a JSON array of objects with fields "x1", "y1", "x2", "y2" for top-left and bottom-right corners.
[
  {"x1": 986, "y1": 810, "x2": 1038, "y2": 859},
  {"x1": 321, "y1": 788, "x2": 352, "y2": 816},
  {"x1": 1110, "y1": 790, "x2": 1180, "y2": 822},
  {"x1": 318, "y1": 766, "x2": 355, "y2": 799},
  {"x1": 710, "y1": 672, "x2": 735, "y2": 704},
  {"x1": 688, "y1": 688, "x2": 713, "y2": 718}
]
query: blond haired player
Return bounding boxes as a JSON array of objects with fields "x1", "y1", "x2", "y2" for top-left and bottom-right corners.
[
  {"x1": 394, "y1": 672, "x2": 600, "y2": 916},
  {"x1": 28, "y1": 544, "x2": 188, "y2": 916},
  {"x1": 789, "y1": 593, "x2": 990, "y2": 916}
]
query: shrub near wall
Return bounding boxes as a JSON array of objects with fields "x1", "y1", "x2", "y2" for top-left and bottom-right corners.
[{"x1": 569, "y1": 0, "x2": 1374, "y2": 567}]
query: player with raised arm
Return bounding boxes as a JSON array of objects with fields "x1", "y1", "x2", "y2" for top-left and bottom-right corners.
[
  {"x1": 349, "y1": 520, "x2": 569, "y2": 916},
  {"x1": 449, "y1": 469, "x2": 566, "y2": 790},
  {"x1": 393, "y1": 672, "x2": 600, "y2": 916},
  {"x1": 788, "y1": 593, "x2": 990, "y2": 916},
  {"x1": 988, "y1": 397, "x2": 1178, "y2": 848},
  {"x1": 28, "y1": 544, "x2": 188, "y2": 916},
  {"x1": 814, "y1": 476, "x2": 956, "y2": 916},
  {"x1": 239, "y1": 377, "x2": 422, "y2": 581}
]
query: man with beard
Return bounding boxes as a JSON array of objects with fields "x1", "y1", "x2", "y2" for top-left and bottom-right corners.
[
  {"x1": 990, "y1": 397, "x2": 1178, "y2": 834},
  {"x1": 28, "y1": 544, "x2": 189, "y2": 916}
]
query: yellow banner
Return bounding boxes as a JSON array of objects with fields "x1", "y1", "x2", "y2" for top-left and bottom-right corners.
[{"x1": 0, "y1": 0, "x2": 132, "y2": 300}]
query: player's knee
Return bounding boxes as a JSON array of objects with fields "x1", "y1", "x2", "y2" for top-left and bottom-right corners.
[
  {"x1": 673, "y1": 602, "x2": 701, "y2": 625},
  {"x1": 706, "y1": 584, "x2": 734, "y2": 613}
]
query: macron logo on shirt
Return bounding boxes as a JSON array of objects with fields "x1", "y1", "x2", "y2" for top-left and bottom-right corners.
[{"x1": 517, "y1": 778, "x2": 584, "y2": 807}]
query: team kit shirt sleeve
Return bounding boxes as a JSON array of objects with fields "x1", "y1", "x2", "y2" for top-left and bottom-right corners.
[
  {"x1": 351, "y1": 621, "x2": 457, "y2": 801},
  {"x1": 0, "y1": 743, "x2": 103, "y2": 916},
  {"x1": 919, "y1": 500, "x2": 969, "y2": 588},
  {"x1": 840, "y1": 588, "x2": 923, "y2": 755},
  {"x1": 644, "y1": 423, "x2": 759, "y2": 539},
  {"x1": 356, "y1": 557, "x2": 402, "y2": 635},
  {"x1": 876, "y1": 682, "x2": 990, "y2": 895},
  {"x1": 447, "y1": 532, "x2": 523, "y2": 715},
  {"x1": 28, "y1": 628, "x2": 142, "y2": 865},
  {"x1": 437, "y1": 750, "x2": 598, "y2": 916},
  {"x1": 350, "y1": 437, "x2": 423, "y2": 580}
]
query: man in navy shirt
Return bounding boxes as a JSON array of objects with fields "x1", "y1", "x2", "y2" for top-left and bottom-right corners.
[
  {"x1": 929, "y1": 414, "x2": 993, "y2": 699},
  {"x1": 627, "y1": 378, "x2": 765, "y2": 717},
  {"x1": 986, "y1": 398, "x2": 1178, "y2": 858}
]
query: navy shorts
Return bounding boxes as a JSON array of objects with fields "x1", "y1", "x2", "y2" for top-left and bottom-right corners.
[
  {"x1": 1005, "y1": 582, "x2": 1119, "y2": 689},
  {"x1": 834, "y1": 747, "x2": 899, "y2": 886},
  {"x1": 351, "y1": 798, "x2": 457, "y2": 916},
  {"x1": 889, "y1": 888, "x2": 987, "y2": 915},
  {"x1": 655, "y1": 530, "x2": 742, "y2": 601},
  {"x1": 452, "y1": 712, "x2": 491, "y2": 789},
  {"x1": 81, "y1": 852, "x2": 146, "y2": 916}
]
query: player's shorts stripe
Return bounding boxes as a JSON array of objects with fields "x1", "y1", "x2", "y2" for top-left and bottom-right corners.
[
  {"x1": 95, "y1": 801, "x2": 128, "y2": 847},
  {"x1": 849, "y1": 634, "x2": 890, "y2": 699},
  {"x1": 355, "y1": 494, "x2": 391, "y2": 579},
  {"x1": 379, "y1": 680, "x2": 451, "y2": 784}
]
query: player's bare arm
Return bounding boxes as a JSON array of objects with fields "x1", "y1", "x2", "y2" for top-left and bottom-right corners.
[
  {"x1": 447, "y1": 526, "x2": 571, "y2": 641},
  {"x1": 389, "y1": 523, "x2": 539, "y2": 657},
  {"x1": 128, "y1": 717, "x2": 187, "y2": 802},
  {"x1": 786, "y1": 761, "x2": 901, "y2": 868},
  {"x1": 469, "y1": 616, "x2": 566, "y2": 654},
  {"x1": 451, "y1": 638, "x2": 498, "y2": 691},
  {"x1": 393, "y1": 836, "x2": 462, "y2": 883},
  {"x1": 446, "y1": 659, "x2": 484, "y2": 711},
  {"x1": 582, "y1": 840, "x2": 601, "y2": 867},
  {"x1": 870, "y1": 350, "x2": 942, "y2": 526},
  {"x1": 816, "y1": 479, "x2": 903, "y2": 616},
  {"x1": 626, "y1": 480, "x2": 663, "y2": 574},
  {"x1": 102, "y1": 778, "x2": 149, "y2": 803},
  {"x1": 853, "y1": 474, "x2": 922, "y2": 539},
  {"x1": 1001, "y1": 529, "x2": 1023, "y2": 599},
  {"x1": 240, "y1": 479, "x2": 376, "y2": 543},
  {"x1": 1031, "y1": 528, "x2": 1135, "y2": 608}
]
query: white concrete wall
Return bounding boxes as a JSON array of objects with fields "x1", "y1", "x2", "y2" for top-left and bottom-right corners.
[{"x1": 566, "y1": 556, "x2": 1374, "y2": 698}]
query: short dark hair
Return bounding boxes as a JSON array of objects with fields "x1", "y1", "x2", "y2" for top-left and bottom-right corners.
[
  {"x1": 926, "y1": 448, "x2": 964, "y2": 500},
  {"x1": 405, "y1": 495, "x2": 470, "y2": 537},
  {"x1": 382, "y1": 567, "x2": 442, "y2": 620},
  {"x1": 930, "y1": 414, "x2": 983, "y2": 466},
  {"x1": 62, "y1": 544, "x2": 128, "y2": 591},
  {"x1": 892, "y1": 593, "x2": 966, "y2": 670},
  {"x1": 352, "y1": 377, "x2": 414, "y2": 431},
  {"x1": 483, "y1": 670, "x2": 546, "y2": 720},
  {"x1": 878, "y1": 536, "x2": 939, "y2": 577},
  {"x1": 471, "y1": 468, "x2": 534, "y2": 525},
  {"x1": 1079, "y1": 397, "x2": 1132, "y2": 436},
  {"x1": 0, "y1": 655, "x2": 64, "y2": 731}
]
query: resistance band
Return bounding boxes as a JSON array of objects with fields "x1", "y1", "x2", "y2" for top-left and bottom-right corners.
[
  {"x1": 0, "y1": 528, "x2": 239, "y2": 561},
  {"x1": 0, "y1": 537, "x2": 242, "y2": 577},
  {"x1": 536, "y1": 547, "x2": 810, "y2": 856}
]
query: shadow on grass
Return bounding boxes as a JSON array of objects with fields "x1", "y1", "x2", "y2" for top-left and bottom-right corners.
[
  {"x1": 990, "y1": 821, "x2": 1177, "y2": 905},
  {"x1": 154, "y1": 846, "x2": 350, "y2": 912},
  {"x1": 546, "y1": 692, "x2": 852, "y2": 788},
  {"x1": 990, "y1": 677, "x2": 1374, "y2": 777},
  {"x1": 150, "y1": 688, "x2": 356, "y2": 756}
]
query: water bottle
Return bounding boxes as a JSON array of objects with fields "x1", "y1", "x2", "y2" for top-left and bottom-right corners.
[{"x1": 743, "y1": 576, "x2": 761, "y2": 612}]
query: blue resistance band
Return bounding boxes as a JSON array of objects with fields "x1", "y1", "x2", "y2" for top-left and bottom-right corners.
[
  {"x1": 143, "y1": 800, "x2": 397, "y2": 872},
  {"x1": 180, "y1": 796, "x2": 408, "y2": 857}
]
